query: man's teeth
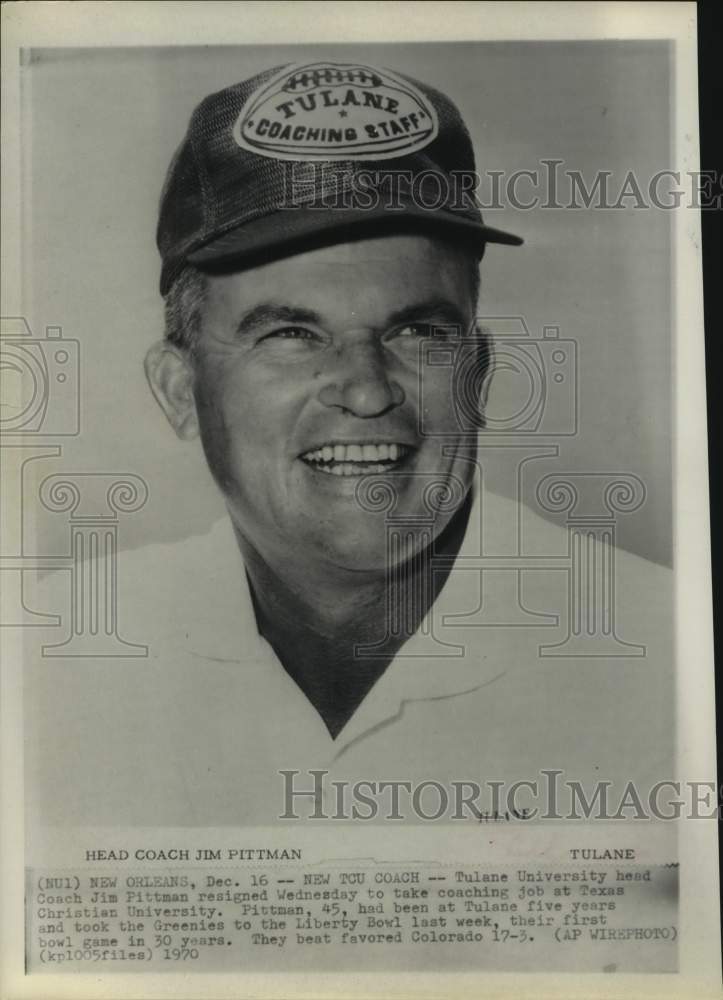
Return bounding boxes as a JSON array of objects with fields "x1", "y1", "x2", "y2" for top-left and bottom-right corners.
[{"x1": 301, "y1": 442, "x2": 408, "y2": 475}]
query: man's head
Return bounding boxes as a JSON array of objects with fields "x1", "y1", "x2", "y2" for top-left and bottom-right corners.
[{"x1": 146, "y1": 61, "x2": 520, "y2": 577}]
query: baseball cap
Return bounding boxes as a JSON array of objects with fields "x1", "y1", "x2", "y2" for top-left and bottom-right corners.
[{"x1": 157, "y1": 61, "x2": 522, "y2": 295}]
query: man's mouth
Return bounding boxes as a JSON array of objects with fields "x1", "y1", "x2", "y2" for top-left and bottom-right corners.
[{"x1": 299, "y1": 442, "x2": 413, "y2": 477}]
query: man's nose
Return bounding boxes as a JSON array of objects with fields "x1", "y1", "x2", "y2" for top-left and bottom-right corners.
[{"x1": 317, "y1": 338, "x2": 404, "y2": 417}]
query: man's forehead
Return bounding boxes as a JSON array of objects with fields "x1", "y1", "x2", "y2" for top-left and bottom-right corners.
[
  {"x1": 203, "y1": 234, "x2": 475, "y2": 323},
  {"x1": 209, "y1": 232, "x2": 471, "y2": 288}
]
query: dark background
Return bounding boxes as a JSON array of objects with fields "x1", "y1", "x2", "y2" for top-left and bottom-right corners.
[{"x1": 697, "y1": 1, "x2": 723, "y2": 983}]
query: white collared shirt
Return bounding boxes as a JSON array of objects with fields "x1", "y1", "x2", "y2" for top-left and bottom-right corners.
[{"x1": 25, "y1": 489, "x2": 673, "y2": 826}]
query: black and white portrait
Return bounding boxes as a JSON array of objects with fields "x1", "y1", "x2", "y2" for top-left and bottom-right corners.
[
  {"x1": 2, "y1": 3, "x2": 719, "y2": 994},
  {"x1": 11, "y1": 39, "x2": 679, "y2": 828}
]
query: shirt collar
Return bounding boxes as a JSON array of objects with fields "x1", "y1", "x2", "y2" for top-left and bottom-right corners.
[{"x1": 173, "y1": 484, "x2": 512, "y2": 752}]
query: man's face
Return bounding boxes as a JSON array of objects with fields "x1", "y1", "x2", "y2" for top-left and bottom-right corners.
[{"x1": 188, "y1": 233, "x2": 479, "y2": 575}]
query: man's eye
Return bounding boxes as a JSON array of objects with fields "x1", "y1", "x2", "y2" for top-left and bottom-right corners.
[
  {"x1": 395, "y1": 323, "x2": 434, "y2": 338},
  {"x1": 263, "y1": 326, "x2": 317, "y2": 341}
]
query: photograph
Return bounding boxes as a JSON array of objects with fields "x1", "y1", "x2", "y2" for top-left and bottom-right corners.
[
  {"x1": 18, "y1": 38, "x2": 677, "y2": 826},
  {"x1": 1, "y1": 2, "x2": 718, "y2": 996}
]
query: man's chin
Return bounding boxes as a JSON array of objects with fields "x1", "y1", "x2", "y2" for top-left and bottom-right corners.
[{"x1": 309, "y1": 523, "x2": 436, "y2": 578}]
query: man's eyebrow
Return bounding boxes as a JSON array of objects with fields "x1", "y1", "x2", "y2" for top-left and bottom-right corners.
[
  {"x1": 386, "y1": 299, "x2": 470, "y2": 333},
  {"x1": 234, "y1": 304, "x2": 323, "y2": 337},
  {"x1": 233, "y1": 298, "x2": 470, "y2": 337}
]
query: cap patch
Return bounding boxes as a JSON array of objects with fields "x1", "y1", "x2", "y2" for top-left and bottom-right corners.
[{"x1": 233, "y1": 62, "x2": 439, "y2": 161}]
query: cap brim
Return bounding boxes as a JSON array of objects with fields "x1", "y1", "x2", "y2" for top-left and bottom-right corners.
[{"x1": 187, "y1": 204, "x2": 522, "y2": 272}]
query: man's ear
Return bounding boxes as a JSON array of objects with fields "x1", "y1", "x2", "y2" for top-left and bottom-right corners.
[
  {"x1": 474, "y1": 322, "x2": 494, "y2": 429},
  {"x1": 144, "y1": 341, "x2": 199, "y2": 440}
]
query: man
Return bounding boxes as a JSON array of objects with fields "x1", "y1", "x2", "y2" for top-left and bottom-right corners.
[
  {"x1": 25, "y1": 61, "x2": 672, "y2": 826},
  {"x1": 144, "y1": 61, "x2": 522, "y2": 741}
]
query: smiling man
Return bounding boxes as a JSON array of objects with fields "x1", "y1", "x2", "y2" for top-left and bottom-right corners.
[
  {"x1": 146, "y1": 235, "x2": 483, "y2": 738},
  {"x1": 144, "y1": 62, "x2": 522, "y2": 742},
  {"x1": 25, "y1": 60, "x2": 673, "y2": 828}
]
